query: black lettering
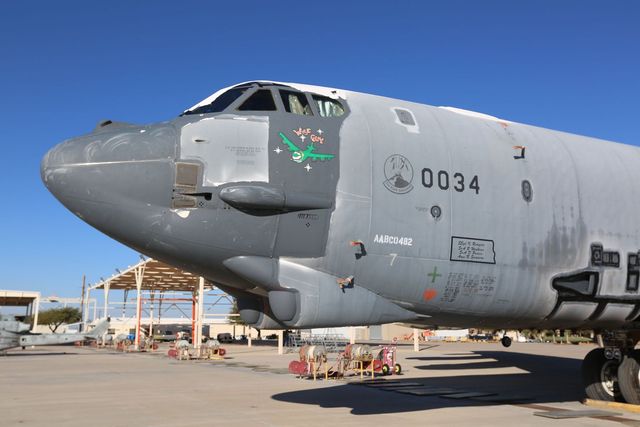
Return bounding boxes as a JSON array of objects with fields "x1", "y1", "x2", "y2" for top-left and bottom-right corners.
[
  {"x1": 470, "y1": 175, "x2": 480, "y2": 194},
  {"x1": 453, "y1": 173, "x2": 464, "y2": 192},
  {"x1": 438, "y1": 170, "x2": 449, "y2": 190},
  {"x1": 419, "y1": 168, "x2": 478, "y2": 195},
  {"x1": 421, "y1": 168, "x2": 433, "y2": 188}
]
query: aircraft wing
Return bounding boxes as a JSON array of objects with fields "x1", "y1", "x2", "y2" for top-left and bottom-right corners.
[
  {"x1": 307, "y1": 152, "x2": 335, "y2": 161},
  {"x1": 278, "y1": 132, "x2": 301, "y2": 152}
]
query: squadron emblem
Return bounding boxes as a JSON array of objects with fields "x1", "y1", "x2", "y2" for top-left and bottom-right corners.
[{"x1": 383, "y1": 154, "x2": 414, "y2": 194}]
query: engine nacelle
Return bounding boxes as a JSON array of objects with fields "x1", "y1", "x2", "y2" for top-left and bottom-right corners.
[
  {"x1": 225, "y1": 256, "x2": 416, "y2": 329},
  {"x1": 225, "y1": 256, "x2": 417, "y2": 329},
  {"x1": 268, "y1": 261, "x2": 417, "y2": 328},
  {"x1": 235, "y1": 295, "x2": 285, "y2": 329}
]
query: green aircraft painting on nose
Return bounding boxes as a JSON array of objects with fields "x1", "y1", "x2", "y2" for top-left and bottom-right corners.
[{"x1": 278, "y1": 132, "x2": 335, "y2": 163}]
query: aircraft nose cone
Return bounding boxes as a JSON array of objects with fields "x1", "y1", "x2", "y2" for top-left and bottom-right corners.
[
  {"x1": 41, "y1": 123, "x2": 178, "y2": 246},
  {"x1": 41, "y1": 123, "x2": 178, "y2": 202},
  {"x1": 41, "y1": 142, "x2": 68, "y2": 201},
  {"x1": 40, "y1": 147, "x2": 50, "y2": 189},
  {"x1": 40, "y1": 140, "x2": 73, "y2": 196},
  {"x1": 40, "y1": 135, "x2": 95, "y2": 203}
]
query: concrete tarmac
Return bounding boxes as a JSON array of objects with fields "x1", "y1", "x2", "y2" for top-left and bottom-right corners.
[{"x1": 2, "y1": 341, "x2": 640, "y2": 426}]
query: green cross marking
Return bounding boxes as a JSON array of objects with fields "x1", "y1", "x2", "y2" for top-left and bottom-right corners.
[{"x1": 428, "y1": 266, "x2": 442, "y2": 283}]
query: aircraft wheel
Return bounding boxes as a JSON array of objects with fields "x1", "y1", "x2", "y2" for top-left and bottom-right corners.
[
  {"x1": 618, "y1": 350, "x2": 640, "y2": 404},
  {"x1": 381, "y1": 364, "x2": 390, "y2": 375},
  {"x1": 394, "y1": 363, "x2": 402, "y2": 374},
  {"x1": 501, "y1": 336, "x2": 512, "y2": 348},
  {"x1": 582, "y1": 348, "x2": 621, "y2": 401}
]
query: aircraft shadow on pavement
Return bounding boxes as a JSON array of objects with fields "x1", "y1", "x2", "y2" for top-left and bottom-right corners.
[{"x1": 271, "y1": 350, "x2": 584, "y2": 415}]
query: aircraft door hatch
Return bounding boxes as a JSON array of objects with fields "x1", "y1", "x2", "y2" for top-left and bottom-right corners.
[{"x1": 179, "y1": 116, "x2": 270, "y2": 187}]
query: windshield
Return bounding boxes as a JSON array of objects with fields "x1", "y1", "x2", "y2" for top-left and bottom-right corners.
[
  {"x1": 182, "y1": 86, "x2": 249, "y2": 116},
  {"x1": 237, "y1": 89, "x2": 277, "y2": 111},
  {"x1": 280, "y1": 90, "x2": 313, "y2": 115},
  {"x1": 312, "y1": 95, "x2": 345, "y2": 117}
]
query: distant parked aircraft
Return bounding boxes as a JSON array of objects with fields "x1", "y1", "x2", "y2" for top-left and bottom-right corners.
[{"x1": 0, "y1": 315, "x2": 109, "y2": 352}]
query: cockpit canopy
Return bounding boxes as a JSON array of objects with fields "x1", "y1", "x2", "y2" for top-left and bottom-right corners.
[{"x1": 182, "y1": 82, "x2": 345, "y2": 118}]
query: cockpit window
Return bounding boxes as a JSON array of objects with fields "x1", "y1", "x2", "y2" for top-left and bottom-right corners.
[
  {"x1": 237, "y1": 89, "x2": 277, "y2": 111},
  {"x1": 312, "y1": 95, "x2": 345, "y2": 117},
  {"x1": 280, "y1": 90, "x2": 313, "y2": 115},
  {"x1": 183, "y1": 87, "x2": 248, "y2": 115}
]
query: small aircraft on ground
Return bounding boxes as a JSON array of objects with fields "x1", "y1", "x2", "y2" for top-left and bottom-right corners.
[{"x1": 0, "y1": 315, "x2": 109, "y2": 353}]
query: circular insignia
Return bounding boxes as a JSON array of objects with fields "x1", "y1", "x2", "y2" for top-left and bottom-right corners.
[{"x1": 383, "y1": 154, "x2": 414, "y2": 194}]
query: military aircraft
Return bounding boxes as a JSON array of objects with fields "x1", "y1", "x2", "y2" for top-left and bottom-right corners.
[
  {"x1": 0, "y1": 315, "x2": 109, "y2": 353},
  {"x1": 41, "y1": 80, "x2": 640, "y2": 403},
  {"x1": 278, "y1": 132, "x2": 335, "y2": 163}
]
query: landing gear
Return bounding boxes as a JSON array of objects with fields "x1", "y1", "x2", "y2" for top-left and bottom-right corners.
[
  {"x1": 501, "y1": 336, "x2": 512, "y2": 348},
  {"x1": 618, "y1": 350, "x2": 640, "y2": 404},
  {"x1": 582, "y1": 330, "x2": 640, "y2": 403},
  {"x1": 582, "y1": 348, "x2": 621, "y2": 401}
]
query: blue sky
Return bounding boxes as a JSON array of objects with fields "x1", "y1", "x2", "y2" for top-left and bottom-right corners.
[{"x1": 1, "y1": 1, "x2": 638, "y2": 297}]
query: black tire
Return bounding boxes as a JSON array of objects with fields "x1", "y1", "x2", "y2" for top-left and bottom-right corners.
[
  {"x1": 582, "y1": 348, "x2": 621, "y2": 401},
  {"x1": 394, "y1": 363, "x2": 402, "y2": 375},
  {"x1": 381, "y1": 364, "x2": 390, "y2": 375},
  {"x1": 501, "y1": 336, "x2": 512, "y2": 348},
  {"x1": 618, "y1": 350, "x2": 640, "y2": 404}
]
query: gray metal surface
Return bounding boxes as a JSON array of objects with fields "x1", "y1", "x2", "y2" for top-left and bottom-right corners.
[{"x1": 40, "y1": 80, "x2": 640, "y2": 332}]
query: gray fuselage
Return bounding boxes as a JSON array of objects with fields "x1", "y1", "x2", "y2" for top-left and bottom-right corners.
[
  {"x1": 41, "y1": 81, "x2": 640, "y2": 331},
  {"x1": 0, "y1": 317, "x2": 108, "y2": 351}
]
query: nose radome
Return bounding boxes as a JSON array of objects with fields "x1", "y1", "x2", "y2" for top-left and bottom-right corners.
[
  {"x1": 41, "y1": 122, "x2": 179, "y2": 251},
  {"x1": 41, "y1": 141, "x2": 69, "y2": 198},
  {"x1": 40, "y1": 146, "x2": 50, "y2": 187},
  {"x1": 43, "y1": 135, "x2": 92, "y2": 167},
  {"x1": 41, "y1": 123, "x2": 178, "y2": 195},
  {"x1": 40, "y1": 134, "x2": 93, "y2": 201}
]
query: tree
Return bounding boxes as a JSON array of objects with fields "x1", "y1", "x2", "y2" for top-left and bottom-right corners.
[{"x1": 38, "y1": 307, "x2": 82, "y2": 333}]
